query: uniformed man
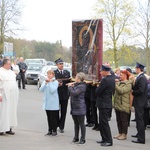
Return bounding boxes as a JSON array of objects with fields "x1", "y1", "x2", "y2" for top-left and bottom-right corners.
[
  {"x1": 54, "y1": 58, "x2": 71, "y2": 133},
  {"x1": 131, "y1": 62, "x2": 148, "y2": 144},
  {"x1": 96, "y1": 65, "x2": 115, "y2": 147}
]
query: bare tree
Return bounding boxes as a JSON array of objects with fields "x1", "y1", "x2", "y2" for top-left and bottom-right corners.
[
  {"x1": 0, "y1": 0, "x2": 23, "y2": 54},
  {"x1": 136, "y1": 0, "x2": 150, "y2": 74},
  {"x1": 93, "y1": 0, "x2": 135, "y2": 67}
]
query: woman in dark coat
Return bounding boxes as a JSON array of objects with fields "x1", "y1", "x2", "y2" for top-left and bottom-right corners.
[{"x1": 68, "y1": 72, "x2": 86, "y2": 145}]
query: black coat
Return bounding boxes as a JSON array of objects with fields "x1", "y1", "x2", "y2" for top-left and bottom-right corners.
[
  {"x1": 68, "y1": 82, "x2": 86, "y2": 115},
  {"x1": 96, "y1": 75, "x2": 115, "y2": 108},
  {"x1": 132, "y1": 73, "x2": 148, "y2": 108},
  {"x1": 18, "y1": 62, "x2": 27, "y2": 73},
  {"x1": 54, "y1": 69, "x2": 70, "y2": 100}
]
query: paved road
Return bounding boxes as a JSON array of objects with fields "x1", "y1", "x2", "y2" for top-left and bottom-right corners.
[{"x1": 0, "y1": 84, "x2": 150, "y2": 150}]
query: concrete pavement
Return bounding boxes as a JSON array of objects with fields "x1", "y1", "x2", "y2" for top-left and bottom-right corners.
[{"x1": 0, "y1": 84, "x2": 150, "y2": 150}]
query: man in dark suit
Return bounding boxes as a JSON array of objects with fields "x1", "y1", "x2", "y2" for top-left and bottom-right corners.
[
  {"x1": 54, "y1": 58, "x2": 71, "y2": 133},
  {"x1": 131, "y1": 62, "x2": 148, "y2": 144},
  {"x1": 18, "y1": 57, "x2": 27, "y2": 89},
  {"x1": 96, "y1": 65, "x2": 115, "y2": 147}
]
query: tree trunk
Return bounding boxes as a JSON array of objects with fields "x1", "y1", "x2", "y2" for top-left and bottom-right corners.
[
  {"x1": 146, "y1": 46, "x2": 150, "y2": 75},
  {"x1": 113, "y1": 40, "x2": 118, "y2": 68}
]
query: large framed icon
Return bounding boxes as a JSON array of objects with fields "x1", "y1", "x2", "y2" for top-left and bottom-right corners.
[{"x1": 72, "y1": 19, "x2": 103, "y2": 81}]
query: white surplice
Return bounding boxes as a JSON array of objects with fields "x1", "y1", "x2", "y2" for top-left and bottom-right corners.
[{"x1": 0, "y1": 67, "x2": 19, "y2": 132}]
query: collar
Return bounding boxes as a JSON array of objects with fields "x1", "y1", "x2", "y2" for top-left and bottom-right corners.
[
  {"x1": 137, "y1": 72, "x2": 143, "y2": 78},
  {"x1": 58, "y1": 69, "x2": 63, "y2": 72}
]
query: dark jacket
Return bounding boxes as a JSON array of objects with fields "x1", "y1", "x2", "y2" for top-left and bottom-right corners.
[
  {"x1": 132, "y1": 73, "x2": 148, "y2": 108},
  {"x1": 54, "y1": 69, "x2": 70, "y2": 100},
  {"x1": 114, "y1": 79, "x2": 133, "y2": 114},
  {"x1": 96, "y1": 75, "x2": 115, "y2": 108},
  {"x1": 68, "y1": 82, "x2": 86, "y2": 115},
  {"x1": 18, "y1": 62, "x2": 27, "y2": 73},
  {"x1": 148, "y1": 80, "x2": 150, "y2": 99}
]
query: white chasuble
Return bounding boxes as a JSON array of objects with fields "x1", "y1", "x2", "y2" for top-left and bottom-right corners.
[{"x1": 0, "y1": 68, "x2": 19, "y2": 132}]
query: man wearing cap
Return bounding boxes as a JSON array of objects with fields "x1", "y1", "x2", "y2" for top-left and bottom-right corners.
[
  {"x1": 96, "y1": 65, "x2": 115, "y2": 147},
  {"x1": 54, "y1": 58, "x2": 71, "y2": 133},
  {"x1": 131, "y1": 62, "x2": 148, "y2": 144}
]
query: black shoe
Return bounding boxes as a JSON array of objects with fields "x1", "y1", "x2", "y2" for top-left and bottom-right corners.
[
  {"x1": 92, "y1": 125, "x2": 98, "y2": 130},
  {"x1": 23, "y1": 88, "x2": 26, "y2": 90},
  {"x1": 78, "y1": 139, "x2": 86, "y2": 145},
  {"x1": 96, "y1": 140, "x2": 104, "y2": 144},
  {"x1": 0, "y1": 132, "x2": 4, "y2": 135},
  {"x1": 18, "y1": 87, "x2": 21, "y2": 89},
  {"x1": 131, "y1": 134, "x2": 138, "y2": 138},
  {"x1": 147, "y1": 125, "x2": 150, "y2": 128},
  {"x1": 96, "y1": 127, "x2": 100, "y2": 131},
  {"x1": 132, "y1": 140, "x2": 145, "y2": 144},
  {"x1": 72, "y1": 138, "x2": 79, "y2": 143},
  {"x1": 45, "y1": 132, "x2": 52, "y2": 136},
  {"x1": 6, "y1": 131, "x2": 15, "y2": 135},
  {"x1": 131, "y1": 119, "x2": 136, "y2": 122},
  {"x1": 85, "y1": 123, "x2": 89, "y2": 126},
  {"x1": 52, "y1": 132, "x2": 57, "y2": 136},
  {"x1": 58, "y1": 129, "x2": 64, "y2": 133},
  {"x1": 101, "y1": 142, "x2": 112, "y2": 147},
  {"x1": 87, "y1": 123, "x2": 94, "y2": 127}
]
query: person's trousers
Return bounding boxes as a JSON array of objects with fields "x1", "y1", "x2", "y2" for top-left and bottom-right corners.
[
  {"x1": 115, "y1": 109, "x2": 129, "y2": 134},
  {"x1": 46, "y1": 110, "x2": 59, "y2": 132},
  {"x1": 59, "y1": 100, "x2": 68, "y2": 130},
  {"x1": 18, "y1": 73, "x2": 26, "y2": 88},
  {"x1": 135, "y1": 107, "x2": 145, "y2": 143},
  {"x1": 72, "y1": 115, "x2": 86, "y2": 140},
  {"x1": 91, "y1": 101, "x2": 98, "y2": 126},
  {"x1": 85, "y1": 97, "x2": 93, "y2": 124},
  {"x1": 144, "y1": 108, "x2": 150, "y2": 128},
  {"x1": 98, "y1": 108, "x2": 112, "y2": 144}
]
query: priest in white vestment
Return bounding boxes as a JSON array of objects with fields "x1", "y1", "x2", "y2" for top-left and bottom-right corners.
[{"x1": 0, "y1": 59, "x2": 19, "y2": 135}]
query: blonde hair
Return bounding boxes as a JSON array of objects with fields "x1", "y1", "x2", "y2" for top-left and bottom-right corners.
[
  {"x1": 47, "y1": 70, "x2": 55, "y2": 75},
  {"x1": 76, "y1": 72, "x2": 85, "y2": 82},
  {"x1": 114, "y1": 68, "x2": 120, "y2": 73}
]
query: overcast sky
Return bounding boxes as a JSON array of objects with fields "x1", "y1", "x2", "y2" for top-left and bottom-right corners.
[{"x1": 20, "y1": 0, "x2": 96, "y2": 47}]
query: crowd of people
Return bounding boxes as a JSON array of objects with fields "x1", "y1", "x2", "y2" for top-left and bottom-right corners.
[
  {"x1": 0, "y1": 54, "x2": 150, "y2": 147},
  {"x1": 39, "y1": 58, "x2": 150, "y2": 146}
]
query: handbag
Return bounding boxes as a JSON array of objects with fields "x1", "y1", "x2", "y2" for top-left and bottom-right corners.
[
  {"x1": 16, "y1": 74, "x2": 21, "y2": 80},
  {"x1": 145, "y1": 98, "x2": 150, "y2": 109}
]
